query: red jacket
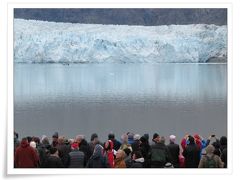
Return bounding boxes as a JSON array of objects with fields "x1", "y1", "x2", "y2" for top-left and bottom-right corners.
[{"x1": 15, "y1": 140, "x2": 39, "y2": 168}]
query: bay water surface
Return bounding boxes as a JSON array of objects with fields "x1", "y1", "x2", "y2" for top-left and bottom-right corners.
[{"x1": 14, "y1": 63, "x2": 227, "y2": 142}]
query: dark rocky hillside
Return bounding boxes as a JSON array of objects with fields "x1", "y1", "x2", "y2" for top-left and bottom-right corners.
[{"x1": 14, "y1": 8, "x2": 227, "y2": 26}]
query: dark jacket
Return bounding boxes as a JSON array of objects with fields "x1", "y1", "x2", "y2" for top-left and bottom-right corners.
[
  {"x1": 45, "y1": 155, "x2": 64, "y2": 168},
  {"x1": 167, "y1": 142, "x2": 180, "y2": 168},
  {"x1": 150, "y1": 142, "x2": 171, "y2": 168},
  {"x1": 36, "y1": 143, "x2": 50, "y2": 168},
  {"x1": 221, "y1": 148, "x2": 227, "y2": 168},
  {"x1": 139, "y1": 143, "x2": 151, "y2": 168},
  {"x1": 131, "y1": 158, "x2": 144, "y2": 168},
  {"x1": 79, "y1": 139, "x2": 92, "y2": 163},
  {"x1": 68, "y1": 149, "x2": 85, "y2": 168},
  {"x1": 182, "y1": 144, "x2": 200, "y2": 168},
  {"x1": 124, "y1": 155, "x2": 132, "y2": 168},
  {"x1": 14, "y1": 140, "x2": 39, "y2": 168},
  {"x1": 86, "y1": 154, "x2": 109, "y2": 168},
  {"x1": 57, "y1": 143, "x2": 71, "y2": 167}
]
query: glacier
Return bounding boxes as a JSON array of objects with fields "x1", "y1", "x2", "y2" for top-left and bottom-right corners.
[{"x1": 14, "y1": 19, "x2": 227, "y2": 63}]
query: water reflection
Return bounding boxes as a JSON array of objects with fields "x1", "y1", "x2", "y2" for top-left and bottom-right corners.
[
  {"x1": 14, "y1": 63, "x2": 227, "y2": 102},
  {"x1": 14, "y1": 63, "x2": 227, "y2": 140}
]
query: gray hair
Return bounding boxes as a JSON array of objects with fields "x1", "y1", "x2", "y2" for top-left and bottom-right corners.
[{"x1": 75, "y1": 134, "x2": 85, "y2": 141}]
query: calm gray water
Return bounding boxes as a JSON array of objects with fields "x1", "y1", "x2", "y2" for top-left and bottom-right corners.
[{"x1": 14, "y1": 63, "x2": 227, "y2": 142}]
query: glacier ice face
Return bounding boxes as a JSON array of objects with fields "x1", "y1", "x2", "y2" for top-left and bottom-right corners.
[{"x1": 14, "y1": 19, "x2": 227, "y2": 63}]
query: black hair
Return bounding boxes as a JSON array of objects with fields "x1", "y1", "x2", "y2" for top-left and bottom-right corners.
[
  {"x1": 220, "y1": 136, "x2": 227, "y2": 146},
  {"x1": 188, "y1": 135, "x2": 195, "y2": 144},
  {"x1": 108, "y1": 133, "x2": 115, "y2": 140},
  {"x1": 133, "y1": 151, "x2": 143, "y2": 159},
  {"x1": 123, "y1": 148, "x2": 131, "y2": 156},
  {"x1": 91, "y1": 133, "x2": 98, "y2": 141},
  {"x1": 49, "y1": 147, "x2": 58, "y2": 154}
]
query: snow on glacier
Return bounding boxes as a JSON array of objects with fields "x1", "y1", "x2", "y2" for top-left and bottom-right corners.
[{"x1": 14, "y1": 19, "x2": 227, "y2": 63}]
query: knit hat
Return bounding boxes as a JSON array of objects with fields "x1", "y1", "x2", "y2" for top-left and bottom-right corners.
[
  {"x1": 52, "y1": 132, "x2": 58, "y2": 138},
  {"x1": 152, "y1": 133, "x2": 159, "y2": 140},
  {"x1": 91, "y1": 133, "x2": 98, "y2": 141},
  {"x1": 71, "y1": 142, "x2": 79, "y2": 150},
  {"x1": 140, "y1": 136, "x2": 147, "y2": 143},
  {"x1": 143, "y1": 133, "x2": 149, "y2": 141},
  {"x1": 169, "y1": 135, "x2": 176, "y2": 142}
]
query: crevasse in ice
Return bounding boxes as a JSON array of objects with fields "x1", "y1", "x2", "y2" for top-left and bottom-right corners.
[{"x1": 14, "y1": 19, "x2": 227, "y2": 63}]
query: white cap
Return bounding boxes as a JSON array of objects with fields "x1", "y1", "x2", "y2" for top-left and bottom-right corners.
[
  {"x1": 133, "y1": 134, "x2": 141, "y2": 140},
  {"x1": 30, "y1": 141, "x2": 36, "y2": 148}
]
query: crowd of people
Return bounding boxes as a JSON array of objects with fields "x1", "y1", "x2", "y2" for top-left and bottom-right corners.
[{"x1": 14, "y1": 131, "x2": 227, "y2": 168}]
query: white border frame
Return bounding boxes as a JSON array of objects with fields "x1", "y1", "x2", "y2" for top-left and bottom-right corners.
[{"x1": 6, "y1": 1, "x2": 233, "y2": 176}]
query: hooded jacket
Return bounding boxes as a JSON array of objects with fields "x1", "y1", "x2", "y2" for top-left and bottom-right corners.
[
  {"x1": 104, "y1": 140, "x2": 115, "y2": 168},
  {"x1": 15, "y1": 139, "x2": 39, "y2": 168},
  {"x1": 87, "y1": 144, "x2": 109, "y2": 168},
  {"x1": 182, "y1": 137, "x2": 200, "y2": 168}
]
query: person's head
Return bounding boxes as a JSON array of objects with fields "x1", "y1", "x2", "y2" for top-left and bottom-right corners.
[
  {"x1": 14, "y1": 131, "x2": 19, "y2": 139},
  {"x1": 121, "y1": 134, "x2": 128, "y2": 144},
  {"x1": 52, "y1": 132, "x2": 58, "y2": 141},
  {"x1": 116, "y1": 150, "x2": 125, "y2": 160},
  {"x1": 169, "y1": 135, "x2": 176, "y2": 143},
  {"x1": 68, "y1": 139, "x2": 75, "y2": 145},
  {"x1": 104, "y1": 140, "x2": 113, "y2": 151},
  {"x1": 108, "y1": 133, "x2": 115, "y2": 140},
  {"x1": 193, "y1": 134, "x2": 201, "y2": 140},
  {"x1": 32, "y1": 136, "x2": 40, "y2": 145},
  {"x1": 58, "y1": 136, "x2": 65, "y2": 145},
  {"x1": 30, "y1": 141, "x2": 36, "y2": 149},
  {"x1": 140, "y1": 136, "x2": 147, "y2": 144},
  {"x1": 220, "y1": 136, "x2": 227, "y2": 146},
  {"x1": 205, "y1": 145, "x2": 215, "y2": 155},
  {"x1": 212, "y1": 141, "x2": 220, "y2": 149},
  {"x1": 90, "y1": 133, "x2": 99, "y2": 143},
  {"x1": 187, "y1": 135, "x2": 195, "y2": 145},
  {"x1": 75, "y1": 134, "x2": 85, "y2": 144},
  {"x1": 123, "y1": 147, "x2": 132, "y2": 156},
  {"x1": 41, "y1": 135, "x2": 48, "y2": 143},
  {"x1": 132, "y1": 151, "x2": 143, "y2": 160},
  {"x1": 20, "y1": 138, "x2": 29, "y2": 147},
  {"x1": 160, "y1": 136, "x2": 165, "y2": 144},
  {"x1": 143, "y1": 134, "x2": 149, "y2": 141},
  {"x1": 127, "y1": 132, "x2": 134, "y2": 144},
  {"x1": 93, "y1": 144, "x2": 103, "y2": 156},
  {"x1": 152, "y1": 133, "x2": 160, "y2": 143},
  {"x1": 133, "y1": 134, "x2": 141, "y2": 141},
  {"x1": 26, "y1": 136, "x2": 32, "y2": 143},
  {"x1": 49, "y1": 147, "x2": 58, "y2": 156}
]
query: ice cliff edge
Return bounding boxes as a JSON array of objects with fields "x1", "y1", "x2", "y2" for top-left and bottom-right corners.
[{"x1": 14, "y1": 19, "x2": 227, "y2": 63}]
